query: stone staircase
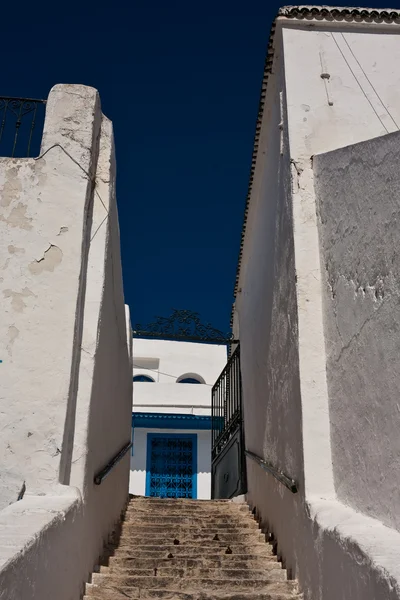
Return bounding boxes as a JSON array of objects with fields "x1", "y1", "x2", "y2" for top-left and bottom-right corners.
[{"x1": 84, "y1": 496, "x2": 301, "y2": 600}]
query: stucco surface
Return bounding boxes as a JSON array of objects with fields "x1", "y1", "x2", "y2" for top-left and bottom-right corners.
[
  {"x1": 282, "y1": 26, "x2": 400, "y2": 162},
  {"x1": 0, "y1": 84, "x2": 132, "y2": 599},
  {"x1": 235, "y1": 31, "x2": 304, "y2": 487},
  {"x1": 0, "y1": 84, "x2": 101, "y2": 508},
  {"x1": 234, "y1": 16, "x2": 400, "y2": 600},
  {"x1": 314, "y1": 129, "x2": 400, "y2": 531}
]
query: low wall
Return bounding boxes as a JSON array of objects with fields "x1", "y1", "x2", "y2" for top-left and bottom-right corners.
[
  {"x1": 0, "y1": 84, "x2": 132, "y2": 599},
  {"x1": 246, "y1": 461, "x2": 400, "y2": 600},
  {"x1": 314, "y1": 130, "x2": 400, "y2": 532}
]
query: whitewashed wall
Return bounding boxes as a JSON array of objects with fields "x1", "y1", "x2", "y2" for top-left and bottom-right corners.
[
  {"x1": 133, "y1": 338, "x2": 226, "y2": 383},
  {"x1": 234, "y1": 16, "x2": 400, "y2": 600},
  {"x1": 314, "y1": 130, "x2": 400, "y2": 532},
  {"x1": 0, "y1": 85, "x2": 132, "y2": 600},
  {"x1": 130, "y1": 339, "x2": 226, "y2": 500},
  {"x1": 130, "y1": 428, "x2": 211, "y2": 499},
  {"x1": 133, "y1": 339, "x2": 226, "y2": 415}
]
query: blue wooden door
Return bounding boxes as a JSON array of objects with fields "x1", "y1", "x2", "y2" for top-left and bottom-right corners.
[{"x1": 146, "y1": 433, "x2": 197, "y2": 499}]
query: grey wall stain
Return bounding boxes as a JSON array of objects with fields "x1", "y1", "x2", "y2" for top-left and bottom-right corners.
[
  {"x1": 0, "y1": 167, "x2": 23, "y2": 208},
  {"x1": 8, "y1": 245, "x2": 25, "y2": 255},
  {"x1": 3, "y1": 288, "x2": 35, "y2": 313},
  {"x1": 0, "y1": 203, "x2": 33, "y2": 230},
  {"x1": 7, "y1": 326, "x2": 19, "y2": 356}
]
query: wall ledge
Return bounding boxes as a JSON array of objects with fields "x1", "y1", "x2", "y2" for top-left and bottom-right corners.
[{"x1": 309, "y1": 496, "x2": 400, "y2": 585}]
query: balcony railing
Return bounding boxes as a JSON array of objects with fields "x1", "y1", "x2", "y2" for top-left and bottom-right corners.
[
  {"x1": 0, "y1": 96, "x2": 46, "y2": 158},
  {"x1": 211, "y1": 345, "x2": 242, "y2": 458}
]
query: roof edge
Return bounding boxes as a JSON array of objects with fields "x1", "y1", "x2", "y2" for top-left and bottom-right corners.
[{"x1": 279, "y1": 6, "x2": 400, "y2": 23}]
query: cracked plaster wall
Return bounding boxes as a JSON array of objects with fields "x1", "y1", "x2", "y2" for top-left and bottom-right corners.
[
  {"x1": 234, "y1": 19, "x2": 400, "y2": 600},
  {"x1": 0, "y1": 84, "x2": 133, "y2": 599},
  {"x1": 0, "y1": 83, "x2": 102, "y2": 509},
  {"x1": 314, "y1": 130, "x2": 400, "y2": 532}
]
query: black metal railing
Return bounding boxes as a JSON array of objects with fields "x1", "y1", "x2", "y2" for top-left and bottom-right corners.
[
  {"x1": 0, "y1": 96, "x2": 46, "y2": 158},
  {"x1": 133, "y1": 309, "x2": 238, "y2": 345},
  {"x1": 245, "y1": 449, "x2": 298, "y2": 493},
  {"x1": 93, "y1": 441, "x2": 132, "y2": 485},
  {"x1": 211, "y1": 345, "x2": 242, "y2": 458}
]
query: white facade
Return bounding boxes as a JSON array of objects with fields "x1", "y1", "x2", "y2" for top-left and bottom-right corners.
[
  {"x1": 233, "y1": 7, "x2": 400, "y2": 600},
  {"x1": 0, "y1": 85, "x2": 133, "y2": 600},
  {"x1": 129, "y1": 339, "x2": 227, "y2": 499}
]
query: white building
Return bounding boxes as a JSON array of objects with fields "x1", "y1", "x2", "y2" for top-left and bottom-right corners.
[
  {"x1": 129, "y1": 338, "x2": 227, "y2": 499},
  {"x1": 227, "y1": 5, "x2": 400, "y2": 600}
]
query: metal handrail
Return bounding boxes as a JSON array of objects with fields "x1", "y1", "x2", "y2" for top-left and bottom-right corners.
[
  {"x1": 94, "y1": 441, "x2": 132, "y2": 485},
  {"x1": 245, "y1": 449, "x2": 298, "y2": 494}
]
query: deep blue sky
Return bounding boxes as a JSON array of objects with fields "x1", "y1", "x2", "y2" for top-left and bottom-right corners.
[{"x1": 1, "y1": 0, "x2": 357, "y2": 333}]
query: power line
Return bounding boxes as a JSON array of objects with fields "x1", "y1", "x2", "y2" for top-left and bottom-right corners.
[
  {"x1": 132, "y1": 364, "x2": 213, "y2": 386},
  {"x1": 331, "y1": 32, "x2": 389, "y2": 134},
  {"x1": 340, "y1": 32, "x2": 399, "y2": 130}
]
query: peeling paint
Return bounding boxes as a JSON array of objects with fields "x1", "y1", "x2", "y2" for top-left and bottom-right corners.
[
  {"x1": 57, "y1": 227, "x2": 69, "y2": 236},
  {"x1": 28, "y1": 245, "x2": 63, "y2": 275}
]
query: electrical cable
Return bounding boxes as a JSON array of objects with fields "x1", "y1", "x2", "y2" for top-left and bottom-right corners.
[
  {"x1": 331, "y1": 32, "x2": 390, "y2": 134},
  {"x1": 340, "y1": 32, "x2": 400, "y2": 131},
  {"x1": 132, "y1": 363, "x2": 212, "y2": 386}
]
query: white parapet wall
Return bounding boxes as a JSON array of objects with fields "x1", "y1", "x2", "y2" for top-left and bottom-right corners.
[
  {"x1": 0, "y1": 84, "x2": 133, "y2": 600},
  {"x1": 314, "y1": 130, "x2": 400, "y2": 532},
  {"x1": 234, "y1": 9, "x2": 400, "y2": 600}
]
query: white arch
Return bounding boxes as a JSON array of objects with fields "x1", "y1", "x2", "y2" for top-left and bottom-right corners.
[
  {"x1": 133, "y1": 374, "x2": 155, "y2": 382},
  {"x1": 176, "y1": 373, "x2": 205, "y2": 384}
]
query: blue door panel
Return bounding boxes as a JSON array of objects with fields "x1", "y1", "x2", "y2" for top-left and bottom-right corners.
[{"x1": 145, "y1": 433, "x2": 197, "y2": 499}]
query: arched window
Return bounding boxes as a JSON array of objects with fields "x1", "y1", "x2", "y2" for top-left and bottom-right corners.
[
  {"x1": 133, "y1": 375, "x2": 155, "y2": 382},
  {"x1": 176, "y1": 373, "x2": 205, "y2": 384}
]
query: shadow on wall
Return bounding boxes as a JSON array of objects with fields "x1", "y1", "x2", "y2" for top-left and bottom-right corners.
[{"x1": 0, "y1": 84, "x2": 133, "y2": 600}]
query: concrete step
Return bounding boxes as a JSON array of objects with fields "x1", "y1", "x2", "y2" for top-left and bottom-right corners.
[
  {"x1": 126, "y1": 501, "x2": 249, "y2": 512},
  {"x1": 87, "y1": 498, "x2": 299, "y2": 600},
  {"x1": 119, "y1": 526, "x2": 261, "y2": 538},
  {"x1": 121, "y1": 521, "x2": 259, "y2": 531},
  {"x1": 124, "y1": 515, "x2": 254, "y2": 525},
  {"x1": 106, "y1": 555, "x2": 278, "y2": 569},
  {"x1": 127, "y1": 498, "x2": 250, "y2": 514},
  {"x1": 107, "y1": 543, "x2": 274, "y2": 557},
  {"x1": 128, "y1": 497, "x2": 235, "y2": 506},
  {"x1": 85, "y1": 585, "x2": 301, "y2": 599},
  {"x1": 98, "y1": 566, "x2": 286, "y2": 580},
  {"x1": 115, "y1": 532, "x2": 265, "y2": 544},
  {"x1": 124, "y1": 508, "x2": 251, "y2": 519},
  {"x1": 90, "y1": 574, "x2": 295, "y2": 591}
]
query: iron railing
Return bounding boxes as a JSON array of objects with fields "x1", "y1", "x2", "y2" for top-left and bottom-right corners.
[
  {"x1": 133, "y1": 309, "x2": 238, "y2": 345},
  {"x1": 94, "y1": 441, "x2": 132, "y2": 485},
  {"x1": 245, "y1": 449, "x2": 298, "y2": 493},
  {"x1": 0, "y1": 96, "x2": 46, "y2": 158},
  {"x1": 211, "y1": 345, "x2": 242, "y2": 459}
]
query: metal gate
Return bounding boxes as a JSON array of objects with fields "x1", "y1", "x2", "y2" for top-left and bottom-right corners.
[{"x1": 211, "y1": 345, "x2": 246, "y2": 498}]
